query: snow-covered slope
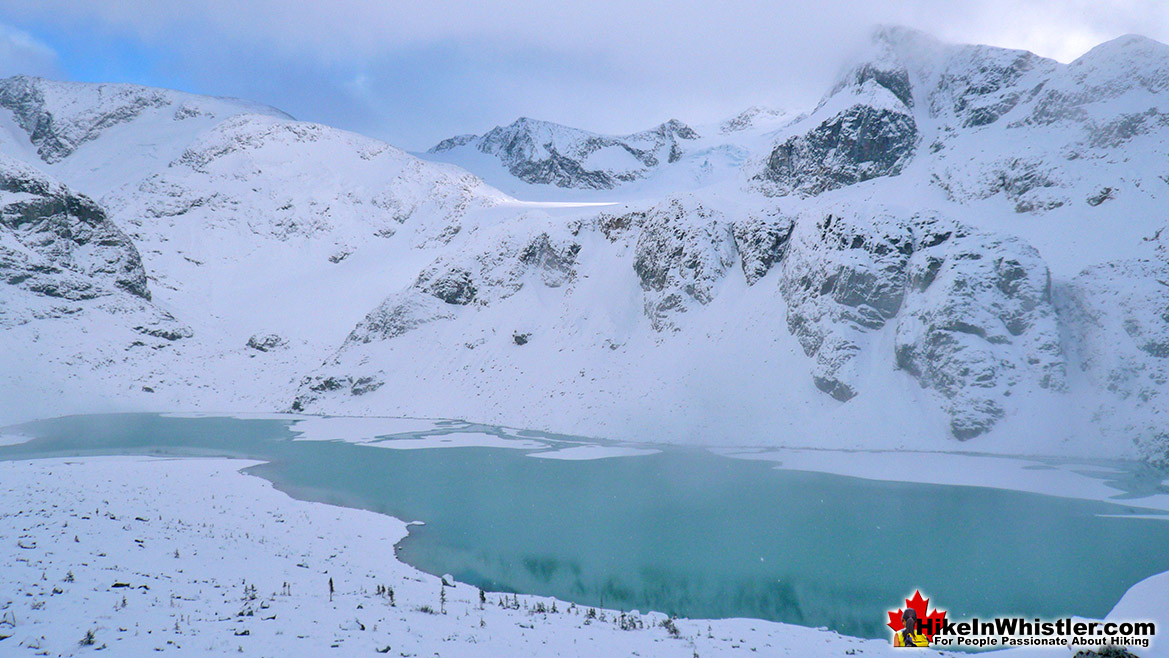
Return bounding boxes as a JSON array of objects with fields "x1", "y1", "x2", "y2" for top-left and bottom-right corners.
[
  {"x1": 3, "y1": 27, "x2": 1169, "y2": 463},
  {"x1": 0, "y1": 75, "x2": 291, "y2": 197},
  {"x1": 99, "y1": 113, "x2": 508, "y2": 374},
  {"x1": 0, "y1": 77, "x2": 515, "y2": 422}
]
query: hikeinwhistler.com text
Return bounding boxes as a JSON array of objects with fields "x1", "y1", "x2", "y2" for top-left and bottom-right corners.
[{"x1": 922, "y1": 617, "x2": 1155, "y2": 649}]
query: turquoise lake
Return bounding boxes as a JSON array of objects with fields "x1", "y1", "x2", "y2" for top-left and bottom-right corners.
[{"x1": 3, "y1": 412, "x2": 1168, "y2": 640}]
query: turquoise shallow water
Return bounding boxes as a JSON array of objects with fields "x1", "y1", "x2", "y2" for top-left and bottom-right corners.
[{"x1": 3, "y1": 412, "x2": 1168, "y2": 639}]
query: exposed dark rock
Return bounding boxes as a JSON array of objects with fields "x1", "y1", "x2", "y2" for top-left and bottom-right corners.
[
  {"x1": 519, "y1": 233, "x2": 581, "y2": 288},
  {"x1": 134, "y1": 323, "x2": 193, "y2": 341},
  {"x1": 894, "y1": 229, "x2": 1065, "y2": 439},
  {"x1": 246, "y1": 333, "x2": 288, "y2": 352},
  {"x1": 731, "y1": 213, "x2": 794, "y2": 285},
  {"x1": 780, "y1": 212, "x2": 914, "y2": 399},
  {"x1": 421, "y1": 267, "x2": 478, "y2": 305},
  {"x1": 0, "y1": 76, "x2": 169, "y2": 163},
  {"x1": 1087, "y1": 187, "x2": 1115, "y2": 206},
  {"x1": 0, "y1": 158, "x2": 151, "y2": 300},
  {"x1": 632, "y1": 198, "x2": 737, "y2": 331},
  {"x1": 757, "y1": 103, "x2": 919, "y2": 196},
  {"x1": 345, "y1": 291, "x2": 458, "y2": 343}
]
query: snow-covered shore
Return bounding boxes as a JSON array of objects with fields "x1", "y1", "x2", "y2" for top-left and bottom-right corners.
[{"x1": 0, "y1": 456, "x2": 939, "y2": 657}]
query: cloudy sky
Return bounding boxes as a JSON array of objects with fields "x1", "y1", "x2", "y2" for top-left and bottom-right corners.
[{"x1": 0, "y1": 1, "x2": 1166, "y2": 150}]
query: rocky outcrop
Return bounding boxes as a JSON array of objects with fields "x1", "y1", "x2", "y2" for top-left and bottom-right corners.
[
  {"x1": 0, "y1": 153, "x2": 190, "y2": 363},
  {"x1": 415, "y1": 229, "x2": 582, "y2": 309},
  {"x1": 928, "y1": 46, "x2": 1054, "y2": 128},
  {"x1": 246, "y1": 333, "x2": 288, "y2": 352},
  {"x1": 779, "y1": 209, "x2": 1065, "y2": 437},
  {"x1": 0, "y1": 76, "x2": 167, "y2": 164},
  {"x1": 731, "y1": 211, "x2": 794, "y2": 285},
  {"x1": 894, "y1": 223, "x2": 1066, "y2": 438},
  {"x1": 755, "y1": 81, "x2": 919, "y2": 196},
  {"x1": 291, "y1": 290, "x2": 457, "y2": 408},
  {"x1": 932, "y1": 156, "x2": 1068, "y2": 213},
  {"x1": 344, "y1": 290, "x2": 459, "y2": 344},
  {"x1": 779, "y1": 212, "x2": 913, "y2": 400},
  {"x1": 631, "y1": 198, "x2": 737, "y2": 331},
  {"x1": 292, "y1": 227, "x2": 583, "y2": 409},
  {"x1": 0, "y1": 154, "x2": 150, "y2": 306}
]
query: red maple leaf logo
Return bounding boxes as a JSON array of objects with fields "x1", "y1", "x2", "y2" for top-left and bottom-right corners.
[{"x1": 887, "y1": 590, "x2": 947, "y2": 641}]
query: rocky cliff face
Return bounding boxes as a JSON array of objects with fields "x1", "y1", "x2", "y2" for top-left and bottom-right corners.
[
  {"x1": 893, "y1": 222, "x2": 1066, "y2": 438},
  {"x1": 754, "y1": 48, "x2": 920, "y2": 197},
  {"x1": 747, "y1": 27, "x2": 1169, "y2": 217},
  {"x1": 774, "y1": 207, "x2": 1066, "y2": 437},
  {"x1": 0, "y1": 154, "x2": 149, "y2": 304},
  {"x1": 778, "y1": 211, "x2": 913, "y2": 400},
  {"x1": 294, "y1": 192, "x2": 1079, "y2": 443},
  {"x1": 631, "y1": 198, "x2": 738, "y2": 331}
]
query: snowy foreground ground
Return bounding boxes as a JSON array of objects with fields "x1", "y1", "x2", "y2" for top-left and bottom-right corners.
[{"x1": 0, "y1": 456, "x2": 1164, "y2": 657}]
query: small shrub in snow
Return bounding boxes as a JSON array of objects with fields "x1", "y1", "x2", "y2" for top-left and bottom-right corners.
[{"x1": 661, "y1": 616, "x2": 681, "y2": 638}]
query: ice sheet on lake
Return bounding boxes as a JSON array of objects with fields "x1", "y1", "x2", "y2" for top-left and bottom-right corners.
[
  {"x1": 365, "y1": 432, "x2": 547, "y2": 450},
  {"x1": 528, "y1": 445, "x2": 660, "y2": 460},
  {"x1": 715, "y1": 447, "x2": 1169, "y2": 512},
  {"x1": 0, "y1": 432, "x2": 32, "y2": 446},
  {"x1": 288, "y1": 416, "x2": 451, "y2": 444}
]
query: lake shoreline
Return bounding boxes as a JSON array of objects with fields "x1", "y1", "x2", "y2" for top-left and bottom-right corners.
[{"x1": 0, "y1": 455, "x2": 932, "y2": 657}]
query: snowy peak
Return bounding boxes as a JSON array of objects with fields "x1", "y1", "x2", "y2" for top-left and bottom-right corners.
[
  {"x1": 752, "y1": 26, "x2": 1169, "y2": 199},
  {"x1": 822, "y1": 25, "x2": 1060, "y2": 125},
  {"x1": 718, "y1": 106, "x2": 791, "y2": 134},
  {"x1": 426, "y1": 115, "x2": 700, "y2": 190},
  {"x1": 827, "y1": 25, "x2": 932, "y2": 108},
  {"x1": 1065, "y1": 34, "x2": 1169, "y2": 96}
]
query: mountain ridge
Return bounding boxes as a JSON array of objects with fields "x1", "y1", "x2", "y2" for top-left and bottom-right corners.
[{"x1": 1, "y1": 28, "x2": 1167, "y2": 464}]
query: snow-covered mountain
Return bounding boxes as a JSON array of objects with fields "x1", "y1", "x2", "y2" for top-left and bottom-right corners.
[
  {"x1": 3, "y1": 26, "x2": 1168, "y2": 464},
  {"x1": 0, "y1": 75, "x2": 513, "y2": 421},
  {"x1": 424, "y1": 110, "x2": 793, "y2": 201}
]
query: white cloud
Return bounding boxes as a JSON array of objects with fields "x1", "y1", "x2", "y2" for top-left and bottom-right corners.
[
  {"x1": 0, "y1": 23, "x2": 60, "y2": 78},
  {"x1": 1, "y1": 1, "x2": 1167, "y2": 147}
]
